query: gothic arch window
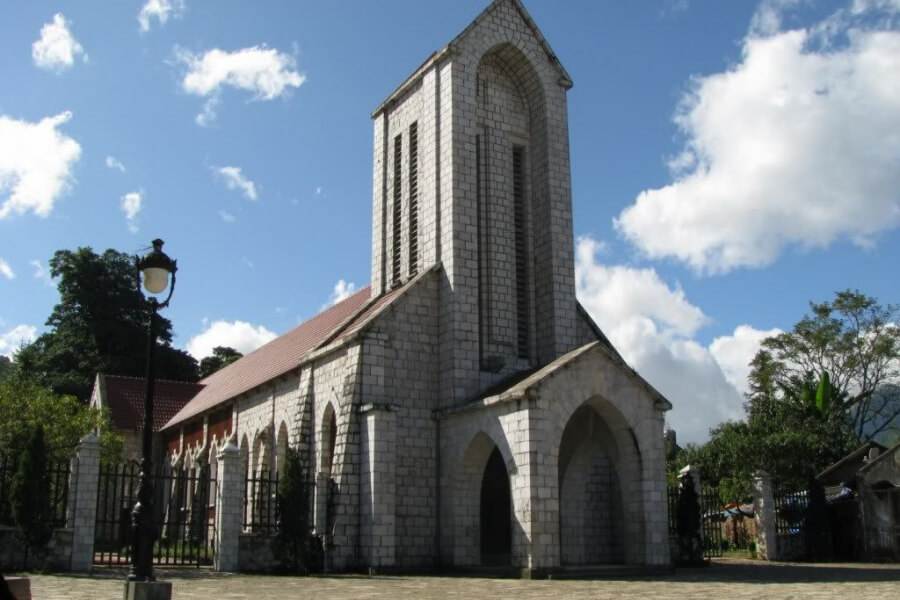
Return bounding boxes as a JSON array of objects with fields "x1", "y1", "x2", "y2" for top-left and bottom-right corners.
[
  {"x1": 475, "y1": 42, "x2": 546, "y2": 369},
  {"x1": 320, "y1": 402, "x2": 337, "y2": 477}
]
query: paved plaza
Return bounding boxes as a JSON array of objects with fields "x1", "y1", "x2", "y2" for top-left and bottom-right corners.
[{"x1": 16, "y1": 558, "x2": 900, "y2": 599}]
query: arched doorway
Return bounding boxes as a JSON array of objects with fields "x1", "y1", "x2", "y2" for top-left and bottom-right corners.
[
  {"x1": 480, "y1": 446, "x2": 512, "y2": 565},
  {"x1": 558, "y1": 404, "x2": 626, "y2": 565}
]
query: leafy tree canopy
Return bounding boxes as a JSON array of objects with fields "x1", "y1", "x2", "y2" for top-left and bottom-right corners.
[
  {"x1": 669, "y1": 290, "x2": 899, "y2": 499},
  {"x1": 756, "y1": 289, "x2": 900, "y2": 441},
  {"x1": 0, "y1": 375, "x2": 122, "y2": 462},
  {"x1": 14, "y1": 247, "x2": 198, "y2": 399},
  {"x1": 198, "y1": 346, "x2": 243, "y2": 379},
  {"x1": 0, "y1": 356, "x2": 12, "y2": 381}
]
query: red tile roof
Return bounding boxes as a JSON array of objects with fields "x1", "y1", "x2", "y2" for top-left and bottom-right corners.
[
  {"x1": 102, "y1": 375, "x2": 204, "y2": 432},
  {"x1": 163, "y1": 283, "x2": 410, "y2": 430}
]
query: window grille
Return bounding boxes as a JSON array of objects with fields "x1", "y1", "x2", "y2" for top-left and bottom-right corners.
[
  {"x1": 513, "y1": 146, "x2": 529, "y2": 359},
  {"x1": 392, "y1": 134, "x2": 403, "y2": 286},
  {"x1": 408, "y1": 122, "x2": 419, "y2": 276}
]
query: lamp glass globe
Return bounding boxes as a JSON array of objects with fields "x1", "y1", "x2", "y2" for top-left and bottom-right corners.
[{"x1": 142, "y1": 267, "x2": 169, "y2": 295}]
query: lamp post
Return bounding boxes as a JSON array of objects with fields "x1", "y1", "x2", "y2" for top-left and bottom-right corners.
[{"x1": 130, "y1": 239, "x2": 177, "y2": 583}]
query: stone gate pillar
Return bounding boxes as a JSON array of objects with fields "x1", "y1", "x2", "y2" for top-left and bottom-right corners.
[
  {"x1": 359, "y1": 403, "x2": 396, "y2": 568},
  {"x1": 753, "y1": 470, "x2": 777, "y2": 560},
  {"x1": 69, "y1": 433, "x2": 101, "y2": 572},
  {"x1": 214, "y1": 441, "x2": 243, "y2": 572}
]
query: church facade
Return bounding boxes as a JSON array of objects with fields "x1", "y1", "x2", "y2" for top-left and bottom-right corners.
[{"x1": 162, "y1": 0, "x2": 672, "y2": 572}]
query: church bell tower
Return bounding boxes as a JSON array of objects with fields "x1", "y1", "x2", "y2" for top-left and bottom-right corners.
[{"x1": 370, "y1": 0, "x2": 579, "y2": 406}]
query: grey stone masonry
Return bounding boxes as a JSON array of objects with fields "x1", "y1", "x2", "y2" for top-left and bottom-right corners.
[
  {"x1": 214, "y1": 441, "x2": 243, "y2": 572},
  {"x1": 68, "y1": 433, "x2": 101, "y2": 572},
  {"x1": 359, "y1": 403, "x2": 397, "y2": 567},
  {"x1": 753, "y1": 471, "x2": 777, "y2": 561}
]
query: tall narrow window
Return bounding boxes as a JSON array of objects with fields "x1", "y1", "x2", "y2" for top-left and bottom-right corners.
[
  {"x1": 392, "y1": 134, "x2": 402, "y2": 286},
  {"x1": 408, "y1": 122, "x2": 419, "y2": 276},
  {"x1": 513, "y1": 146, "x2": 529, "y2": 359}
]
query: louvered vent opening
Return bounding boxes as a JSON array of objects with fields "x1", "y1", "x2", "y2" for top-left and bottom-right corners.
[
  {"x1": 513, "y1": 146, "x2": 529, "y2": 360},
  {"x1": 392, "y1": 134, "x2": 402, "y2": 286},
  {"x1": 408, "y1": 122, "x2": 419, "y2": 276}
]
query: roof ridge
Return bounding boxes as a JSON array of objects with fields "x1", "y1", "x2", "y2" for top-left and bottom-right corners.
[
  {"x1": 198, "y1": 284, "x2": 373, "y2": 384},
  {"x1": 104, "y1": 374, "x2": 205, "y2": 386}
]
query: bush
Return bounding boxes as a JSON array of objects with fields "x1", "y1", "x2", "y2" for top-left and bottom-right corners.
[
  {"x1": 274, "y1": 446, "x2": 315, "y2": 573},
  {"x1": 11, "y1": 426, "x2": 53, "y2": 564},
  {"x1": 675, "y1": 471, "x2": 705, "y2": 566}
]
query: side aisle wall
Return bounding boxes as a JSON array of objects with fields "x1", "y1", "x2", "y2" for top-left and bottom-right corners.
[{"x1": 358, "y1": 271, "x2": 440, "y2": 567}]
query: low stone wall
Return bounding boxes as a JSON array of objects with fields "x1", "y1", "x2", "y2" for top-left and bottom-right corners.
[
  {"x1": 0, "y1": 526, "x2": 73, "y2": 571},
  {"x1": 238, "y1": 533, "x2": 281, "y2": 572},
  {"x1": 776, "y1": 532, "x2": 806, "y2": 561}
]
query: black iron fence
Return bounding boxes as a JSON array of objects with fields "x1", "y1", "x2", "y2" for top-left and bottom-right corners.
[
  {"x1": 0, "y1": 456, "x2": 70, "y2": 529},
  {"x1": 94, "y1": 462, "x2": 216, "y2": 566},
  {"x1": 666, "y1": 483, "x2": 724, "y2": 559},
  {"x1": 700, "y1": 488, "x2": 724, "y2": 558},
  {"x1": 666, "y1": 485, "x2": 680, "y2": 534},
  {"x1": 243, "y1": 469, "x2": 279, "y2": 534},
  {"x1": 775, "y1": 487, "x2": 808, "y2": 535}
]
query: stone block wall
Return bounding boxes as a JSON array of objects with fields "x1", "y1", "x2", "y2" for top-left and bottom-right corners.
[
  {"x1": 0, "y1": 527, "x2": 72, "y2": 571},
  {"x1": 559, "y1": 445, "x2": 623, "y2": 565},
  {"x1": 366, "y1": 271, "x2": 440, "y2": 566},
  {"x1": 237, "y1": 533, "x2": 279, "y2": 572}
]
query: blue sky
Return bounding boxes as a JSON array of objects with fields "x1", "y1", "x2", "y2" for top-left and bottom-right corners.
[{"x1": 1, "y1": 0, "x2": 898, "y2": 443}]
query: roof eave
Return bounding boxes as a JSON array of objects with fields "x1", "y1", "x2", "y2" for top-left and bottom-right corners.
[{"x1": 371, "y1": 46, "x2": 451, "y2": 119}]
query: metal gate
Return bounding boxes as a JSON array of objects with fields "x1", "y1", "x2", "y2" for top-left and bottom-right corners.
[
  {"x1": 94, "y1": 462, "x2": 216, "y2": 567},
  {"x1": 701, "y1": 489, "x2": 723, "y2": 558}
]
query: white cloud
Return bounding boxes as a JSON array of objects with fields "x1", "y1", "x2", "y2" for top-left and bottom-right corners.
[
  {"x1": 215, "y1": 166, "x2": 258, "y2": 201},
  {"x1": 0, "y1": 111, "x2": 82, "y2": 219},
  {"x1": 176, "y1": 45, "x2": 305, "y2": 124},
  {"x1": 120, "y1": 191, "x2": 142, "y2": 233},
  {"x1": 32, "y1": 13, "x2": 87, "y2": 72},
  {"x1": 325, "y1": 279, "x2": 357, "y2": 307},
  {"x1": 138, "y1": 0, "x2": 185, "y2": 32},
  {"x1": 575, "y1": 236, "x2": 752, "y2": 443},
  {"x1": 29, "y1": 259, "x2": 54, "y2": 286},
  {"x1": 709, "y1": 324, "x2": 782, "y2": 397},
  {"x1": 105, "y1": 156, "x2": 126, "y2": 172},
  {"x1": 0, "y1": 324, "x2": 37, "y2": 357},
  {"x1": 616, "y1": 2, "x2": 900, "y2": 275},
  {"x1": 218, "y1": 210, "x2": 236, "y2": 223},
  {"x1": 0, "y1": 259, "x2": 14, "y2": 280},
  {"x1": 195, "y1": 96, "x2": 220, "y2": 127},
  {"x1": 186, "y1": 320, "x2": 276, "y2": 360}
]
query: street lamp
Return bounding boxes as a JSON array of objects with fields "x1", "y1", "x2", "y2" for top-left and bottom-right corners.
[{"x1": 130, "y1": 239, "x2": 177, "y2": 583}]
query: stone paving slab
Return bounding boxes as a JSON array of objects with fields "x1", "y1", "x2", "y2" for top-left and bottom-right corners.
[{"x1": 16, "y1": 558, "x2": 900, "y2": 600}]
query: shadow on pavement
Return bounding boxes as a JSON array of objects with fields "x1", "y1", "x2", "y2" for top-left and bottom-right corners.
[
  {"x1": 29, "y1": 558, "x2": 900, "y2": 585},
  {"x1": 662, "y1": 559, "x2": 900, "y2": 584}
]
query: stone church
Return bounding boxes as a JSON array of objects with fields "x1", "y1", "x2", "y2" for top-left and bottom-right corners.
[{"x1": 160, "y1": 0, "x2": 672, "y2": 573}]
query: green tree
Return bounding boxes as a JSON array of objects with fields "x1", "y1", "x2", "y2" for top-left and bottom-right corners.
[
  {"x1": 15, "y1": 247, "x2": 198, "y2": 400},
  {"x1": 0, "y1": 356, "x2": 12, "y2": 381},
  {"x1": 275, "y1": 445, "x2": 312, "y2": 573},
  {"x1": 668, "y1": 290, "x2": 898, "y2": 497},
  {"x1": 11, "y1": 426, "x2": 53, "y2": 563},
  {"x1": 0, "y1": 375, "x2": 122, "y2": 463},
  {"x1": 758, "y1": 290, "x2": 900, "y2": 441},
  {"x1": 198, "y1": 346, "x2": 243, "y2": 379}
]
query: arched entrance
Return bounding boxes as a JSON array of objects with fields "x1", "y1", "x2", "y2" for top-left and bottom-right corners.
[
  {"x1": 480, "y1": 446, "x2": 512, "y2": 565},
  {"x1": 558, "y1": 404, "x2": 626, "y2": 565}
]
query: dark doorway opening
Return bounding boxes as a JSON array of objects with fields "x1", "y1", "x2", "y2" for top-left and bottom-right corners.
[{"x1": 480, "y1": 446, "x2": 511, "y2": 565}]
